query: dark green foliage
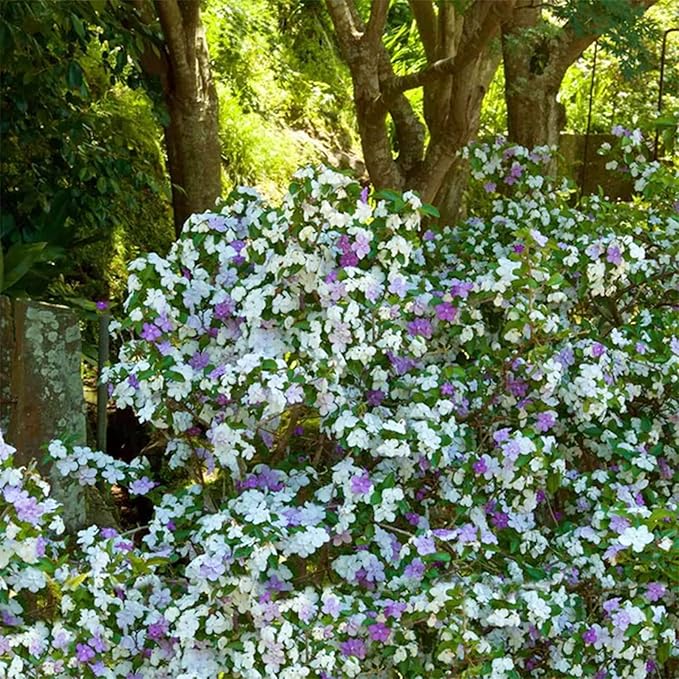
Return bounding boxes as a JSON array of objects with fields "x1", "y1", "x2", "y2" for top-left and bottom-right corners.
[{"x1": 0, "y1": 0, "x2": 171, "y2": 302}]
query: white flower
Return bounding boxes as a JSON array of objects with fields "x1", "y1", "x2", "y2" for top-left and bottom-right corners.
[{"x1": 619, "y1": 525, "x2": 654, "y2": 552}]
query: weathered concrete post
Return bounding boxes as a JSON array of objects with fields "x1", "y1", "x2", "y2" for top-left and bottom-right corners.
[{"x1": 0, "y1": 296, "x2": 87, "y2": 529}]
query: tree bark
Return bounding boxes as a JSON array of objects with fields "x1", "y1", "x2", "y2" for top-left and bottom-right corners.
[
  {"x1": 155, "y1": 0, "x2": 221, "y2": 236},
  {"x1": 132, "y1": 0, "x2": 221, "y2": 236},
  {"x1": 502, "y1": 0, "x2": 657, "y2": 153},
  {"x1": 327, "y1": 0, "x2": 513, "y2": 225},
  {"x1": 163, "y1": 82, "x2": 221, "y2": 237}
]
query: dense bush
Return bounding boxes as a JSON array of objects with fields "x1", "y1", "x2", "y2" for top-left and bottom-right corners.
[{"x1": 1, "y1": 132, "x2": 677, "y2": 678}]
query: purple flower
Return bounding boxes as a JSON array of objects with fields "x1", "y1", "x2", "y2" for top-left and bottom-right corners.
[
  {"x1": 506, "y1": 375, "x2": 528, "y2": 398},
  {"x1": 606, "y1": 245, "x2": 622, "y2": 266},
  {"x1": 388, "y1": 277, "x2": 408, "y2": 298},
  {"x1": 483, "y1": 181, "x2": 496, "y2": 193},
  {"x1": 404, "y1": 558, "x2": 425, "y2": 579},
  {"x1": 129, "y1": 477, "x2": 156, "y2": 496},
  {"x1": 156, "y1": 340, "x2": 173, "y2": 356},
  {"x1": 457, "y1": 523, "x2": 477, "y2": 544},
  {"x1": 214, "y1": 298, "x2": 235, "y2": 320},
  {"x1": 15, "y1": 496, "x2": 45, "y2": 525},
  {"x1": 340, "y1": 251, "x2": 359, "y2": 268},
  {"x1": 407, "y1": 318, "x2": 433, "y2": 339},
  {"x1": 155, "y1": 315, "x2": 173, "y2": 332},
  {"x1": 140, "y1": 323, "x2": 162, "y2": 342},
  {"x1": 206, "y1": 215, "x2": 227, "y2": 232},
  {"x1": 198, "y1": 556, "x2": 225, "y2": 581},
  {"x1": 435, "y1": 302, "x2": 458, "y2": 322},
  {"x1": 368, "y1": 623, "x2": 391, "y2": 643},
  {"x1": 658, "y1": 457, "x2": 672, "y2": 479},
  {"x1": 502, "y1": 440, "x2": 521, "y2": 462},
  {"x1": 646, "y1": 582, "x2": 666, "y2": 602},
  {"x1": 322, "y1": 596, "x2": 342, "y2": 618},
  {"x1": 350, "y1": 473, "x2": 372, "y2": 495},
  {"x1": 493, "y1": 428, "x2": 511, "y2": 444},
  {"x1": 582, "y1": 627, "x2": 598, "y2": 645},
  {"x1": 535, "y1": 411, "x2": 557, "y2": 433},
  {"x1": 591, "y1": 342, "x2": 606, "y2": 358},
  {"x1": 91, "y1": 662, "x2": 107, "y2": 677},
  {"x1": 114, "y1": 540, "x2": 134, "y2": 552},
  {"x1": 491, "y1": 511, "x2": 509, "y2": 529},
  {"x1": 449, "y1": 279, "x2": 474, "y2": 299},
  {"x1": 440, "y1": 382, "x2": 455, "y2": 397},
  {"x1": 76, "y1": 643, "x2": 95, "y2": 663},
  {"x1": 472, "y1": 457, "x2": 488, "y2": 475},
  {"x1": 366, "y1": 389, "x2": 385, "y2": 407},
  {"x1": 96, "y1": 300, "x2": 109, "y2": 311},
  {"x1": 337, "y1": 235, "x2": 352, "y2": 255},
  {"x1": 383, "y1": 600, "x2": 407, "y2": 619},
  {"x1": 340, "y1": 638, "x2": 366, "y2": 659},
  {"x1": 189, "y1": 351, "x2": 210, "y2": 370},
  {"x1": 352, "y1": 234, "x2": 371, "y2": 260},
  {"x1": 513, "y1": 243, "x2": 525, "y2": 254},
  {"x1": 89, "y1": 636, "x2": 107, "y2": 653},
  {"x1": 360, "y1": 186, "x2": 369, "y2": 204},
  {"x1": 147, "y1": 619, "x2": 168, "y2": 641},
  {"x1": 1, "y1": 611, "x2": 19, "y2": 627},
  {"x1": 100, "y1": 527, "x2": 118, "y2": 539},
  {"x1": 405, "y1": 512, "x2": 421, "y2": 527},
  {"x1": 414, "y1": 535, "x2": 435, "y2": 556},
  {"x1": 505, "y1": 162, "x2": 523, "y2": 184},
  {"x1": 611, "y1": 610, "x2": 631, "y2": 633},
  {"x1": 387, "y1": 352, "x2": 416, "y2": 375}
]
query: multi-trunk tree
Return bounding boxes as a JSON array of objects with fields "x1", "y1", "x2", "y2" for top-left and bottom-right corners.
[
  {"x1": 326, "y1": 0, "x2": 517, "y2": 224},
  {"x1": 326, "y1": 0, "x2": 659, "y2": 222}
]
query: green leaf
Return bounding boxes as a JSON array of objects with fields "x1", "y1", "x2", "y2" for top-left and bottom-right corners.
[
  {"x1": 420, "y1": 203, "x2": 440, "y2": 218},
  {"x1": 1, "y1": 241, "x2": 48, "y2": 292},
  {"x1": 70, "y1": 14, "x2": 86, "y2": 41},
  {"x1": 64, "y1": 572, "x2": 89, "y2": 590},
  {"x1": 66, "y1": 61, "x2": 83, "y2": 90}
]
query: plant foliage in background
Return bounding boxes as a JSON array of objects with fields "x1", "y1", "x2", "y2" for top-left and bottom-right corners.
[{"x1": 0, "y1": 0, "x2": 172, "y2": 302}]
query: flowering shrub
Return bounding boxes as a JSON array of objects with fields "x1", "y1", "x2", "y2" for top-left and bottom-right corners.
[{"x1": 1, "y1": 131, "x2": 678, "y2": 678}]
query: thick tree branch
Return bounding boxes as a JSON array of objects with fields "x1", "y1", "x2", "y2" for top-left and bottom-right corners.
[
  {"x1": 408, "y1": 0, "x2": 436, "y2": 62},
  {"x1": 386, "y1": 1, "x2": 512, "y2": 95},
  {"x1": 154, "y1": 0, "x2": 193, "y2": 97},
  {"x1": 543, "y1": 0, "x2": 658, "y2": 87},
  {"x1": 365, "y1": 0, "x2": 389, "y2": 49},
  {"x1": 325, "y1": 0, "x2": 362, "y2": 55}
]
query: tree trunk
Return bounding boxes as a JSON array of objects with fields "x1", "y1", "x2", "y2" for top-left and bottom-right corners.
[
  {"x1": 326, "y1": 0, "x2": 514, "y2": 227},
  {"x1": 132, "y1": 0, "x2": 222, "y2": 236},
  {"x1": 505, "y1": 84, "x2": 565, "y2": 149},
  {"x1": 164, "y1": 84, "x2": 221, "y2": 236},
  {"x1": 502, "y1": 5, "x2": 566, "y2": 154},
  {"x1": 155, "y1": 1, "x2": 221, "y2": 235},
  {"x1": 502, "y1": 0, "x2": 656, "y2": 157}
]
